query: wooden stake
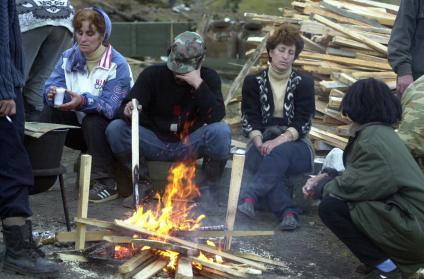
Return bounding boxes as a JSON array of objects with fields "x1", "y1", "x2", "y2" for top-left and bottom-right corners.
[
  {"x1": 176, "y1": 257, "x2": 193, "y2": 279},
  {"x1": 132, "y1": 259, "x2": 167, "y2": 279},
  {"x1": 131, "y1": 98, "x2": 140, "y2": 208},
  {"x1": 114, "y1": 219, "x2": 266, "y2": 271},
  {"x1": 75, "y1": 154, "x2": 91, "y2": 250},
  {"x1": 224, "y1": 154, "x2": 245, "y2": 250}
]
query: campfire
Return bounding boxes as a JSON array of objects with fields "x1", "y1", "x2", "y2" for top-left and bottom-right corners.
[{"x1": 56, "y1": 153, "x2": 284, "y2": 279}]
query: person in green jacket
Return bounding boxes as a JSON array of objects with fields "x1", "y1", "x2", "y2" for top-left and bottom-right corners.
[{"x1": 303, "y1": 78, "x2": 424, "y2": 278}]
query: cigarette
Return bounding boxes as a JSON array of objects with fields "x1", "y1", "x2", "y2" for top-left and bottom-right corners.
[{"x1": 5, "y1": 116, "x2": 12, "y2": 123}]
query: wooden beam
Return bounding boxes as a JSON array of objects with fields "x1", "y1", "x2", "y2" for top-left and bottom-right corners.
[
  {"x1": 114, "y1": 219, "x2": 267, "y2": 271},
  {"x1": 198, "y1": 266, "x2": 237, "y2": 279},
  {"x1": 224, "y1": 154, "x2": 245, "y2": 250},
  {"x1": 300, "y1": 51, "x2": 391, "y2": 70},
  {"x1": 344, "y1": 0, "x2": 398, "y2": 13},
  {"x1": 103, "y1": 236, "x2": 132, "y2": 244},
  {"x1": 75, "y1": 154, "x2": 92, "y2": 250},
  {"x1": 328, "y1": 96, "x2": 342, "y2": 110},
  {"x1": 176, "y1": 257, "x2": 193, "y2": 279},
  {"x1": 312, "y1": 14, "x2": 388, "y2": 55},
  {"x1": 224, "y1": 33, "x2": 269, "y2": 106},
  {"x1": 133, "y1": 259, "x2": 167, "y2": 279},
  {"x1": 351, "y1": 71, "x2": 396, "y2": 79},
  {"x1": 56, "y1": 230, "x2": 113, "y2": 243}
]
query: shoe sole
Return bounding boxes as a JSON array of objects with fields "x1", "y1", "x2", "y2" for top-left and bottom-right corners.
[
  {"x1": 89, "y1": 193, "x2": 119, "y2": 203},
  {"x1": 3, "y1": 262, "x2": 59, "y2": 278}
]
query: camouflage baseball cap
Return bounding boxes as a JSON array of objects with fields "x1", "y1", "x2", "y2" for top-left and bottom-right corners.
[{"x1": 167, "y1": 31, "x2": 206, "y2": 74}]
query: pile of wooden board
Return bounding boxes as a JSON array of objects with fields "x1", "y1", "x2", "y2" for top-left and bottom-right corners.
[{"x1": 237, "y1": 0, "x2": 399, "y2": 150}]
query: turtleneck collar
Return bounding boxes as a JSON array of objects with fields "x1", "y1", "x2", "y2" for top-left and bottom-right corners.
[
  {"x1": 85, "y1": 44, "x2": 106, "y2": 63},
  {"x1": 268, "y1": 64, "x2": 292, "y2": 81}
]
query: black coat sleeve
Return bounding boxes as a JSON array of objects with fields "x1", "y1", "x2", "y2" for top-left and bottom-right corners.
[
  {"x1": 290, "y1": 74, "x2": 315, "y2": 137},
  {"x1": 241, "y1": 75, "x2": 263, "y2": 137}
]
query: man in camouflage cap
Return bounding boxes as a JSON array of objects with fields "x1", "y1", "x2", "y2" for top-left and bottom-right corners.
[
  {"x1": 106, "y1": 31, "x2": 231, "y2": 208},
  {"x1": 398, "y1": 75, "x2": 424, "y2": 171}
]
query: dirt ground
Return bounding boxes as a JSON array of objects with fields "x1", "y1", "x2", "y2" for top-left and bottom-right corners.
[{"x1": 0, "y1": 146, "x2": 367, "y2": 279}]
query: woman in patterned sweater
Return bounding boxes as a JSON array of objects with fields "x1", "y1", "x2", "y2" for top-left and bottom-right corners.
[{"x1": 238, "y1": 24, "x2": 315, "y2": 230}]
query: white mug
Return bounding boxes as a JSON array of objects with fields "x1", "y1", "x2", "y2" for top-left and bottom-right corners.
[{"x1": 54, "y1": 88, "x2": 66, "y2": 107}]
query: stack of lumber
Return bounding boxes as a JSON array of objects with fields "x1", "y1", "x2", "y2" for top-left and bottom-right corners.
[{"x1": 239, "y1": 0, "x2": 399, "y2": 150}]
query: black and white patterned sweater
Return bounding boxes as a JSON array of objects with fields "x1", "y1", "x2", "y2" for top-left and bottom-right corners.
[{"x1": 241, "y1": 68, "x2": 315, "y2": 139}]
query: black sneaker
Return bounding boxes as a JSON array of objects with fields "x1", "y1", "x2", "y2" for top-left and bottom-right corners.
[
  {"x1": 238, "y1": 202, "x2": 255, "y2": 218},
  {"x1": 89, "y1": 180, "x2": 118, "y2": 203},
  {"x1": 365, "y1": 269, "x2": 401, "y2": 279}
]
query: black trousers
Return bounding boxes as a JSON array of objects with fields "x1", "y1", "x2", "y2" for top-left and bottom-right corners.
[
  {"x1": 0, "y1": 89, "x2": 32, "y2": 219},
  {"x1": 319, "y1": 196, "x2": 387, "y2": 267},
  {"x1": 41, "y1": 107, "x2": 115, "y2": 181}
]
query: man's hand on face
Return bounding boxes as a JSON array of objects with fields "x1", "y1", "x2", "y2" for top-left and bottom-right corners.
[{"x1": 175, "y1": 68, "x2": 203, "y2": 90}]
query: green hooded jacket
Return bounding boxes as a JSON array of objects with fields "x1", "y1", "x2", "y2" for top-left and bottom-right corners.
[{"x1": 324, "y1": 123, "x2": 424, "y2": 274}]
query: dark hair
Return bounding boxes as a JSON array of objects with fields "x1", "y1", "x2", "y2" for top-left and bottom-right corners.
[
  {"x1": 73, "y1": 8, "x2": 106, "y2": 37},
  {"x1": 341, "y1": 78, "x2": 402, "y2": 125},
  {"x1": 266, "y1": 23, "x2": 304, "y2": 60}
]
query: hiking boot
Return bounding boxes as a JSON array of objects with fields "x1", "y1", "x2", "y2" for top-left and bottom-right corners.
[
  {"x1": 279, "y1": 211, "x2": 299, "y2": 231},
  {"x1": 238, "y1": 202, "x2": 255, "y2": 218},
  {"x1": 122, "y1": 180, "x2": 154, "y2": 209},
  {"x1": 89, "y1": 180, "x2": 118, "y2": 203},
  {"x1": 2, "y1": 220, "x2": 59, "y2": 278}
]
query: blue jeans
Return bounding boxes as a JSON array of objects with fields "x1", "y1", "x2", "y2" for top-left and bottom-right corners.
[
  {"x1": 106, "y1": 119, "x2": 231, "y2": 161},
  {"x1": 241, "y1": 140, "x2": 312, "y2": 219}
]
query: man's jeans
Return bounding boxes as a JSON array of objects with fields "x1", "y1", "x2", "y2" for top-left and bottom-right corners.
[
  {"x1": 106, "y1": 119, "x2": 231, "y2": 161},
  {"x1": 240, "y1": 140, "x2": 312, "y2": 219}
]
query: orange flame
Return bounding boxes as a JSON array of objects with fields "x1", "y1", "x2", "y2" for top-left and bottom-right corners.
[{"x1": 125, "y1": 161, "x2": 205, "y2": 237}]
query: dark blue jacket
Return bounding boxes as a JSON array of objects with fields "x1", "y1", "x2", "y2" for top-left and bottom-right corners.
[{"x1": 0, "y1": 0, "x2": 24, "y2": 101}]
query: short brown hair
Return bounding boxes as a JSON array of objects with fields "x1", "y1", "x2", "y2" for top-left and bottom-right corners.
[
  {"x1": 266, "y1": 23, "x2": 304, "y2": 60},
  {"x1": 72, "y1": 8, "x2": 106, "y2": 36}
]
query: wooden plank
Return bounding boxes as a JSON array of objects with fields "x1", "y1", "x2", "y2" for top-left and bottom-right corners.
[
  {"x1": 344, "y1": 0, "x2": 399, "y2": 14},
  {"x1": 303, "y1": 5, "x2": 371, "y2": 27},
  {"x1": 74, "y1": 217, "x2": 115, "y2": 229},
  {"x1": 103, "y1": 236, "x2": 132, "y2": 244},
  {"x1": 75, "y1": 154, "x2": 92, "y2": 250},
  {"x1": 190, "y1": 256, "x2": 247, "y2": 278},
  {"x1": 310, "y1": 127, "x2": 348, "y2": 149},
  {"x1": 198, "y1": 266, "x2": 237, "y2": 279},
  {"x1": 131, "y1": 239, "x2": 196, "y2": 255},
  {"x1": 315, "y1": 99, "x2": 350, "y2": 124},
  {"x1": 224, "y1": 154, "x2": 245, "y2": 250},
  {"x1": 114, "y1": 219, "x2": 267, "y2": 271},
  {"x1": 301, "y1": 34, "x2": 326, "y2": 53},
  {"x1": 118, "y1": 250, "x2": 152, "y2": 274},
  {"x1": 319, "y1": 80, "x2": 348, "y2": 90},
  {"x1": 338, "y1": 73, "x2": 357, "y2": 86},
  {"x1": 329, "y1": 89, "x2": 345, "y2": 98},
  {"x1": 322, "y1": 0, "x2": 395, "y2": 26},
  {"x1": 120, "y1": 255, "x2": 158, "y2": 279},
  {"x1": 351, "y1": 71, "x2": 396, "y2": 79},
  {"x1": 177, "y1": 230, "x2": 274, "y2": 238},
  {"x1": 328, "y1": 96, "x2": 342, "y2": 110},
  {"x1": 230, "y1": 251, "x2": 287, "y2": 268},
  {"x1": 243, "y1": 12, "x2": 301, "y2": 25},
  {"x1": 176, "y1": 257, "x2": 193, "y2": 279},
  {"x1": 56, "y1": 230, "x2": 113, "y2": 243},
  {"x1": 300, "y1": 52, "x2": 391, "y2": 70},
  {"x1": 341, "y1": 24, "x2": 392, "y2": 35},
  {"x1": 336, "y1": 125, "x2": 351, "y2": 137},
  {"x1": 133, "y1": 259, "x2": 167, "y2": 279},
  {"x1": 312, "y1": 14, "x2": 388, "y2": 55},
  {"x1": 224, "y1": 34, "x2": 269, "y2": 106},
  {"x1": 332, "y1": 36, "x2": 373, "y2": 51}
]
